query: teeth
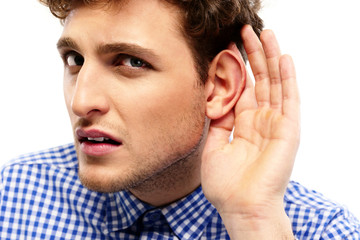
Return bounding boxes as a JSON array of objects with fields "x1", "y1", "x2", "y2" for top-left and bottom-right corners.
[{"x1": 87, "y1": 137, "x2": 109, "y2": 142}]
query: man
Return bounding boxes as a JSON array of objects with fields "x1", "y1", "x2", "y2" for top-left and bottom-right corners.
[{"x1": 0, "y1": 0, "x2": 358, "y2": 239}]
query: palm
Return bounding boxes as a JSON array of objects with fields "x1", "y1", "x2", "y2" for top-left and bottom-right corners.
[{"x1": 201, "y1": 26, "x2": 300, "y2": 215}]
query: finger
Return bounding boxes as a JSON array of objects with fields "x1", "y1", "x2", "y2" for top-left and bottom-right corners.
[
  {"x1": 241, "y1": 25, "x2": 270, "y2": 107},
  {"x1": 235, "y1": 72, "x2": 257, "y2": 114},
  {"x1": 227, "y1": 42, "x2": 257, "y2": 114},
  {"x1": 279, "y1": 55, "x2": 300, "y2": 121},
  {"x1": 261, "y1": 29, "x2": 282, "y2": 110}
]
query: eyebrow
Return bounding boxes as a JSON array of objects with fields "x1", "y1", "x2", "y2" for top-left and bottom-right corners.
[
  {"x1": 57, "y1": 37, "x2": 80, "y2": 51},
  {"x1": 57, "y1": 37, "x2": 161, "y2": 63},
  {"x1": 97, "y1": 43, "x2": 161, "y2": 63}
]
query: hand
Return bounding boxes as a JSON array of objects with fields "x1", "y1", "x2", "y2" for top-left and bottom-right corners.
[{"x1": 201, "y1": 25, "x2": 300, "y2": 238}]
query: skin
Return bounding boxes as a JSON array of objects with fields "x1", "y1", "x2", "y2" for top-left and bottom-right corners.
[
  {"x1": 59, "y1": 0, "x2": 300, "y2": 238},
  {"x1": 60, "y1": 0, "x2": 208, "y2": 205}
]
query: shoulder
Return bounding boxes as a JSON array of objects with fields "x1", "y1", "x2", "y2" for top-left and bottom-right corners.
[
  {"x1": 1, "y1": 143, "x2": 77, "y2": 171},
  {"x1": 0, "y1": 143, "x2": 78, "y2": 192},
  {"x1": 285, "y1": 181, "x2": 360, "y2": 239},
  {"x1": 0, "y1": 144, "x2": 109, "y2": 239}
]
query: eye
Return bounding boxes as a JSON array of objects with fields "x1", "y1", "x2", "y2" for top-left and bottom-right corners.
[
  {"x1": 65, "y1": 52, "x2": 84, "y2": 66},
  {"x1": 114, "y1": 55, "x2": 150, "y2": 69},
  {"x1": 123, "y1": 57, "x2": 146, "y2": 68}
]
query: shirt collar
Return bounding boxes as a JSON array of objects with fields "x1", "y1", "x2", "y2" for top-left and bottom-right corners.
[
  {"x1": 105, "y1": 190, "x2": 153, "y2": 232},
  {"x1": 161, "y1": 186, "x2": 217, "y2": 240},
  {"x1": 105, "y1": 186, "x2": 217, "y2": 239}
]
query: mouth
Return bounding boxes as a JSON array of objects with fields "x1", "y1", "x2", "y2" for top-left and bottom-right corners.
[
  {"x1": 76, "y1": 128, "x2": 122, "y2": 156},
  {"x1": 79, "y1": 136, "x2": 122, "y2": 146}
]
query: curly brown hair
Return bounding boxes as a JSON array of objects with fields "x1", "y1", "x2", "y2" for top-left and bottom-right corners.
[{"x1": 39, "y1": 0, "x2": 263, "y2": 82}]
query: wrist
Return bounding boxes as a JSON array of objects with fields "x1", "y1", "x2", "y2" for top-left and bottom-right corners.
[{"x1": 219, "y1": 205, "x2": 294, "y2": 240}]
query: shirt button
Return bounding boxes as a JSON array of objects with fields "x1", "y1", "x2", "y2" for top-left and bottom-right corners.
[{"x1": 149, "y1": 212, "x2": 161, "y2": 221}]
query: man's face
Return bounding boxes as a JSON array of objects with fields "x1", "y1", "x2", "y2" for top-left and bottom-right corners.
[{"x1": 59, "y1": 0, "x2": 208, "y2": 193}]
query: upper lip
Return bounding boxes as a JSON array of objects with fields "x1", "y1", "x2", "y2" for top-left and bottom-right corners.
[{"x1": 75, "y1": 128, "x2": 122, "y2": 144}]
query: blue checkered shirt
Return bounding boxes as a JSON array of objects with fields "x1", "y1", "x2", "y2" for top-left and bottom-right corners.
[{"x1": 0, "y1": 144, "x2": 359, "y2": 239}]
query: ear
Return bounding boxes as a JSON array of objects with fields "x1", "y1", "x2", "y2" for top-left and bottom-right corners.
[{"x1": 205, "y1": 48, "x2": 246, "y2": 120}]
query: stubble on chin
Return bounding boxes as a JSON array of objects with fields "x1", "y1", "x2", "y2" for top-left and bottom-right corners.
[
  {"x1": 76, "y1": 118, "x2": 208, "y2": 195},
  {"x1": 76, "y1": 127, "x2": 205, "y2": 194}
]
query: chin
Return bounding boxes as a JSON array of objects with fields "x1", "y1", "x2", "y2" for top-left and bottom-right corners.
[
  {"x1": 77, "y1": 162, "x2": 150, "y2": 193},
  {"x1": 78, "y1": 165, "x2": 122, "y2": 193}
]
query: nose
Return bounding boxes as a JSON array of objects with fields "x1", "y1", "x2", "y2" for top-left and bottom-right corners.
[{"x1": 70, "y1": 63, "x2": 110, "y2": 118}]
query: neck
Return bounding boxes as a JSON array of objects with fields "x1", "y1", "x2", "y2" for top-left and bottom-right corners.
[
  {"x1": 129, "y1": 150, "x2": 202, "y2": 206},
  {"x1": 130, "y1": 119, "x2": 210, "y2": 207}
]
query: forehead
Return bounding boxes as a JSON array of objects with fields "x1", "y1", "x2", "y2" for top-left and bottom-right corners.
[{"x1": 62, "y1": 0, "x2": 184, "y2": 45}]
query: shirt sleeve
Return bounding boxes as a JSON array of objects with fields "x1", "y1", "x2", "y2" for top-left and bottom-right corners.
[
  {"x1": 321, "y1": 208, "x2": 360, "y2": 240},
  {"x1": 0, "y1": 166, "x2": 4, "y2": 215},
  {"x1": 285, "y1": 181, "x2": 360, "y2": 239},
  {"x1": 0, "y1": 166, "x2": 3, "y2": 204}
]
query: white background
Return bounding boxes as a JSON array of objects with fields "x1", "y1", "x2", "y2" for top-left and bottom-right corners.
[{"x1": 0, "y1": 1, "x2": 359, "y2": 218}]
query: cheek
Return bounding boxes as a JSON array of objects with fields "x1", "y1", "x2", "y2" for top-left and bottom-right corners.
[
  {"x1": 127, "y1": 87, "x2": 206, "y2": 145},
  {"x1": 113, "y1": 79, "x2": 194, "y2": 123},
  {"x1": 129, "y1": 89, "x2": 194, "y2": 126}
]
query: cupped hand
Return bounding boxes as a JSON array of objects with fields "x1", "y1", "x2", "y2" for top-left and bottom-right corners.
[{"x1": 201, "y1": 25, "x2": 300, "y2": 230}]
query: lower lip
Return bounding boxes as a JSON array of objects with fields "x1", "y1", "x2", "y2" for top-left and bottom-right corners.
[{"x1": 80, "y1": 142, "x2": 121, "y2": 156}]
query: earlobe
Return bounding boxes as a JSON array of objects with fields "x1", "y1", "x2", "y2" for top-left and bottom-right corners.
[{"x1": 205, "y1": 49, "x2": 246, "y2": 120}]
